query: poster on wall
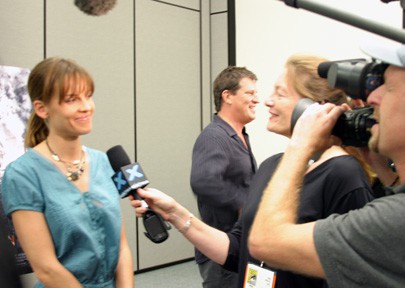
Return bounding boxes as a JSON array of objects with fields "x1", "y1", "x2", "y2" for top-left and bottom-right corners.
[{"x1": 0, "y1": 65, "x2": 32, "y2": 274}]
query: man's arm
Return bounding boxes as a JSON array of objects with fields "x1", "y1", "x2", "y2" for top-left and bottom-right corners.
[
  {"x1": 248, "y1": 103, "x2": 345, "y2": 278},
  {"x1": 191, "y1": 135, "x2": 244, "y2": 209}
]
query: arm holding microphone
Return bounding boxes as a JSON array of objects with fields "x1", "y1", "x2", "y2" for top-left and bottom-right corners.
[{"x1": 130, "y1": 188, "x2": 231, "y2": 265}]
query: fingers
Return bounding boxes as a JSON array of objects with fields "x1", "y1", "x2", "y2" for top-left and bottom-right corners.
[
  {"x1": 130, "y1": 187, "x2": 176, "y2": 218},
  {"x1": 135, "y1": 206, "x2": 148, "y2": 218},
  {"x1": 130, "y1": 198, "x2": 147, "y2": 218},
  {"x1": 136, "y1": 188, "x2": 147, "y2": 198},
  {"x1": 328, "y1": 105, "x2": 347, "y2": 123},
  {"x1": 351, "y1": 99, "x2": 365, "y2": 108},
  {"x1": 305, "y1": 102, "x2": 346, "y2": 128},
  {"x1": 291, "y1": 103, "x2": 346, "y2": 154},
  {"x1": 134, "y1": 188, "x2": 157, "y2": 204},
  {"x1": 330, "y1": 135, "x2": 342, "y2": 146}
]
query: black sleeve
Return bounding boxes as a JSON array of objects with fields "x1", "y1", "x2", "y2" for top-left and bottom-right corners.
[
  {"x1": 371, "y1": 178, "x2": 390, "y2": 198},
  {"x1": 324, "y1": 157, "x2": 374, "y2": 215},
  {"x1": 222, "y1": 220, "x2": 242, "y2": 272},
  {"x1": 329, "y1": 187, "x2": 374, "y2": 215}
]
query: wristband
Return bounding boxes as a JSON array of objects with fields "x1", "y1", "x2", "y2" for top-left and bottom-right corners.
[{"x1": 178, "y1": 213, "x2": 194, "y2": 233}]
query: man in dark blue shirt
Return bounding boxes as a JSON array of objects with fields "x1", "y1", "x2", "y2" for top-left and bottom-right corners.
[{"x1": 190, "y1": 66, "x2": 259, "y2": 288}]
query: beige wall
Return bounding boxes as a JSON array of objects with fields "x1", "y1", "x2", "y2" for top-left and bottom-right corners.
[{"x1": 0, "y1": 0, "x2": 229, "y2": 285}]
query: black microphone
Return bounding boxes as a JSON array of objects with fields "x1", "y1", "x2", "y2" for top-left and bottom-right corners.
[
  {"x1": 74, "y1": 0, "x2": 117, "y2": 16},
  {"x1": 107, "y1": 145, "x2": 170, "y2": 243}
]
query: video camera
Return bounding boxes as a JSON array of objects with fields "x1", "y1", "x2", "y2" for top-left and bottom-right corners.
[{"x1": 291, "y1": 59, "x2": 388, "y2": 147}]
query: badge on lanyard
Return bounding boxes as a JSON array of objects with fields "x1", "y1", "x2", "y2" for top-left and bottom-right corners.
[{"x1": 243, "y1": 262, "x2": 276, "y2": 288}]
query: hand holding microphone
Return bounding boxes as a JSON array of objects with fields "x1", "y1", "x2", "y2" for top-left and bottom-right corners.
[
  {"x1": 107, "y1": 145, "x2": 170, "y2": 244},
  {"x1": 131, "y1": 188, "x2": 195, "y2": 235},
  {"x1": 131, "y1": 188, "x2": 177, "y2": 219}
]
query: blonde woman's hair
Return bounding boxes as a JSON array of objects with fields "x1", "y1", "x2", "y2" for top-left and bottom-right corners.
[{"x1": 285, "y1": 54, "x2": 376, "y2": 184}]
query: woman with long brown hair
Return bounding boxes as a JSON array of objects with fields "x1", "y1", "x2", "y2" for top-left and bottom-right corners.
[{"x1": 2, "y1": 57, "x2": 133, "y2": 288}]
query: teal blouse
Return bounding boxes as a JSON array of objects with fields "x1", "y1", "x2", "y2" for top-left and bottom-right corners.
[{"x1": 2, "y1": 148, "x2": 122, "y2": 288}]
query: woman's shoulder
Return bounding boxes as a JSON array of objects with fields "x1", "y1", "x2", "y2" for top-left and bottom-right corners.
[
  {"x1": 324, "y1": 155, "x2": 363, "y2": 172},
  {"x1": 259, "y1": 152, "x2": 284, "y2": 169},
  {"x1": 316, "y1": 155, "x2": 369, "y2": 186},
  {"x1": 5, "y1": 149, "x2": 39, "y2": 172},
  {"x1": 84, "y1": 146, "x2": 108, "y2": 160},
  {"x1": 84, "y1": 147, "x2": 114, "y2": 173},
  {"x1": 252, "y1": 153, "x2": 284, "y2": 181}
]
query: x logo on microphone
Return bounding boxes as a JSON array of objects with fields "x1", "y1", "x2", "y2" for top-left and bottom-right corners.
[
  {"x1": 126, "y1": 164, "x2": 144, "y2": 181},
  {"x1": 113, "y1": 171, "x2": 127, "y2": 190}
]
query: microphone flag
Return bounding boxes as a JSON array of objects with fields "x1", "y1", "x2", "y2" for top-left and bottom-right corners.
[{"x1": 112, "y1": 163, "x2": 149, "y2": 199}]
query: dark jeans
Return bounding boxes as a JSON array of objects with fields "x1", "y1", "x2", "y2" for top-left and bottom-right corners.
[{"x1": 198, "y1": 259, "x2": 238, "y2": 288}]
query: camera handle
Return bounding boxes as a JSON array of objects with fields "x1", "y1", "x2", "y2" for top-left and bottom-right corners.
[{"x1": 280, "y1": 0, "x2": 405, "y2": 43}]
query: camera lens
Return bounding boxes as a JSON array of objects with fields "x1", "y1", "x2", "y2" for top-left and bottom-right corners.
[
  {"x1": 328, "y1": 61, "x2": 369, "y2": 101},
  {"x1": 318, "y1": 59, "x2": 387, "y2": 102}
]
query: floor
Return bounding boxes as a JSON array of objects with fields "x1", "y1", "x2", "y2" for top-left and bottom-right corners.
[
  {"x1": 135, "y1": 260, "x2": 201, "y2": 288},
  {"x1": 19, "y1": 259, "x2": 201, "y2": 287}
]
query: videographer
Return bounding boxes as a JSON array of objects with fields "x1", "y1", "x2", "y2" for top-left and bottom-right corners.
[{"x1": 248, "y1": 41, "x2": 405, "y2": 287}]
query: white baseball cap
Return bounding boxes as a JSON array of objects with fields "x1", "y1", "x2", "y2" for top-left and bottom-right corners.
[{"x1": 361, "y1": 41, "x2": 405, "y2": 67}]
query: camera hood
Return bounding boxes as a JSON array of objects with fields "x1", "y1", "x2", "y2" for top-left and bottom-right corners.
[{"x1": 290, "y1": 98, "x2": 316, "y2": 133}]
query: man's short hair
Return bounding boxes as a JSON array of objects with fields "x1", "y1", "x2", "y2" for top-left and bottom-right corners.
[{"x1": 213, "y1": 66, "x2": 257, "y2": 112}]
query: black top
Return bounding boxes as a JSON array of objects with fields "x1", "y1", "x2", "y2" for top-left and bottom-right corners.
[
  {"x1": 190, "y1": 114, "x2": 257, "y2": 264},
  {"x1": 0, "y1": 217, "x2": 22, "y2": 288},
  {"x1": 224, "y1": 153, "x2": 374, "y2": 288}
]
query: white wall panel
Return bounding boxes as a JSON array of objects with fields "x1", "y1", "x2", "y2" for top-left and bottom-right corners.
[
  {"x1": 201, "y1": 0, "x2": 213, "y2": 128},
  {"x1": 211, "y1": 13, "x2": 229, "y2": 85},
  {"x1": 0, "y1": 1, "x2": 43, "y2": 68},
  {"x1": 211, "y1": 0, "x2": 227, "y2": 13},
  {"x1": 135, "y1": 0, "x2": 201, "y2": 270},
  {"x1": 157, "y1": 0, "x2": 200, "y2": 10}
]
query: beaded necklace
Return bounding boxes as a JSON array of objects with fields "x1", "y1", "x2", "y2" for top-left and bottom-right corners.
[{"x1": 45, "y1": 139, "x2": 86, "y2": 181}]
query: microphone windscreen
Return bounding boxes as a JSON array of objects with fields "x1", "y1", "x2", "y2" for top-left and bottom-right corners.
[
  {"x1": 74, "y1": 0, "x2": 117, "y2": 16},
  {"x1": 106, "y1": 145, "x2": 131, "y2": 172}
]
